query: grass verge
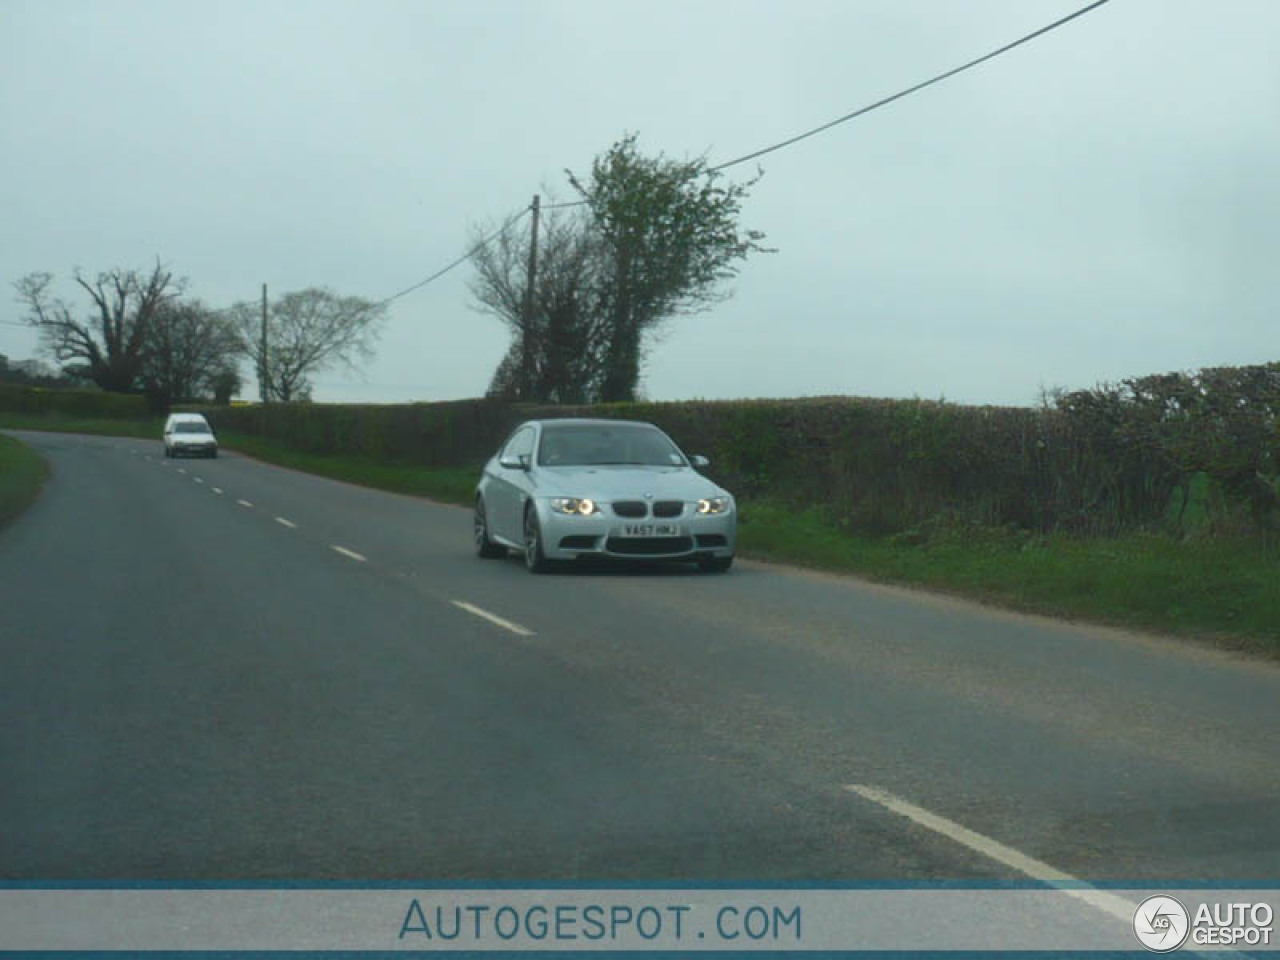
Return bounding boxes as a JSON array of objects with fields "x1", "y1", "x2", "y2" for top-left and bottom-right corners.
[
  {"x1": 3, "y1": 413, "x2": 1275, "y2": 651},
  {"x1": 217, "y1": 431, "x2": 480, "y2": 505},
  {"x1": 741, "y1": 501, "x2": 1279, "y2": 654},
  {"x1": 0, "y1": 433, "x2": 50, "y2": 526},
  {"x1": 0, "y1": 412, "x2": 163, "y2": 439}
]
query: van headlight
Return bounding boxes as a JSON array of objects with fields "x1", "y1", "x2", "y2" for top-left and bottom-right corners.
[{"x1": 550, "y1": 498, "x2": 598, "y2": 516}]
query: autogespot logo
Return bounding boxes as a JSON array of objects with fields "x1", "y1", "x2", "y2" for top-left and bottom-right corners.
[{"x1": 1134, "y1": 895, "x2": 1190, "y2": 952}]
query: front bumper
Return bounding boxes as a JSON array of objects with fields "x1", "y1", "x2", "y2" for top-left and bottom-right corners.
[
  {"x1": 536, "y1": 502, "x2": 736, "y2": 561},
  {"x1": 173, "y1": 443, "x2": 217, "y2": 456}
]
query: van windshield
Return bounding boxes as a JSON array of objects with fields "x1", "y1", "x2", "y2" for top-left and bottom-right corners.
[{"x1": 175, "y1": 422, "x2": 210, "y2": 434}]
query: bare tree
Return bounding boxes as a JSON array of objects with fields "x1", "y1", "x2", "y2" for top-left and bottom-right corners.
[
  {"x1": 229, "y1": 287, "x2": 386, "y2": 403},
  {"x1": 469, "y1": 205, "x2": 610, "y2": 403},
  {"x1": 141, "y1": 299, "x2": 242, "y2": 408},
  {"x1": 14, "y1": 263, "x2": 184, "y2": 393}
]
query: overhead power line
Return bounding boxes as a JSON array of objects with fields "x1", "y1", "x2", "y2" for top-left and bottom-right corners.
[
  {"x1": 543, "y1": 0, "x2": 1110, "y2": 212},
  {"x1": 372, "y1": 0, "x2": 1112, "y2": 302},
  {"x1": 711, "y1": 0, "x2": 1111, "y2": 171},
  {"x1": 373, "y1": 206, "x2": 531, "y2": 307}
]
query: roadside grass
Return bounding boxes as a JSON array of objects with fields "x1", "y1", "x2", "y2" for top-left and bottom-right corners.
[
  {"x1": 216, "y1": 431, "x2": 480, "y2": 505},
  {"x1": 4, "y1": 413, "x2": 1276, "y2": 651},
  {"x1": 0, "y1": 433, "x2": 49, "y2": 525},
  {"x1": 0, "y1": 412, "x2": 163, "y2": 439},
  {"x1": 740, "y1": 501, "x2": 1280, "y2": 653}
]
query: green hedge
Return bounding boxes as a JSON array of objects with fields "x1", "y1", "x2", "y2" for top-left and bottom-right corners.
[
  {"x1": 199, "y1": 397, "x2": 1158, "y2": 536},
  {"x1": 0, "y1": 384, "x2": 147, "y2": 419},
  {"x1": 201, "y1": 363, "x2": 1279, "y2": 538}
]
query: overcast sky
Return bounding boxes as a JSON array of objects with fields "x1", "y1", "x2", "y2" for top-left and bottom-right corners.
[{"x1": 2, "y1": 0, "x2": 1277, "y2": 407}]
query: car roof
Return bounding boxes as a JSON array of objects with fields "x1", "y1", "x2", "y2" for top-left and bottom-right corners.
[{"x1": 528, "y1": 418, "x2": 658, "y2": 430}]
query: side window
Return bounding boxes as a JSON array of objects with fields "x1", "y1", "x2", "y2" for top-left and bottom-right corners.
[{"x1": 502, "y1": 427, "x2": 534, "y2": 463}]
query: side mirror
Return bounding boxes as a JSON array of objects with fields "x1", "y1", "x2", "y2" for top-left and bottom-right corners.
[
  {"x1": 691, "y1": 454, "x2": 710, "y2": 469},
  {"x1": 499, "y1": 454, "x2": 531, "y2": 472}
]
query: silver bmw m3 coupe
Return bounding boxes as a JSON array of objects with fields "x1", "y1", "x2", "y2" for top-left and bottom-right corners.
[{"x1": 474, "y1": 419, "x2": 736, "y2": 573}]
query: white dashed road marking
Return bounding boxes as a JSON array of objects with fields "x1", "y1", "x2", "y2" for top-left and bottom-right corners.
[
  {"x1": 331, "y1": 545, "x2": 367, "y2": 563},
  {"x1": 275, "y1": 517, "x2": 297, "y2": 529},
  {"x1": 193, "y1": 477, "x2": 204, "y2": 484},
  {"x1": 212, "y1": 487, "x2": 223, "y2": 495},
  {"x1": 237, "y1": 499, "x2": 253, "y2": 508},
  {"x1": 844, "y1": 784, "x2": 1136, "y2": 923},
  {"x1": 451, "y1": 600, "x2": 535, "y2": 638}
]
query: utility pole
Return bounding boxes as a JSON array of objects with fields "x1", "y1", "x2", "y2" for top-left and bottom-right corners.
[
  {"x1": 259, "y1": 283, "x2": 268, "y2": 404},
  {"x1": 520, "y1": 194, "x2": 540, "y2": 399}
]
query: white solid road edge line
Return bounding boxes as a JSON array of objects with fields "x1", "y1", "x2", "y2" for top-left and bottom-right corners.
[
  {"x1": 844, "y1": 784, "x2": 1137, "y2": 924},
  {"x1": 275, "y1": 517, "x2": 297, "y2": 529},
  {"x1": 331, "y1": 545, "x2": 367, "y2": 562},
  {"x1": 451, "y1": 600, "x2": 536, "y2": 638},
  {"x1": 237, "y1": 499, "x2": 253, "y2": 508}
]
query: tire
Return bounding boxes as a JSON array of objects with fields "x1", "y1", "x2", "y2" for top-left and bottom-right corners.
[
  {"x1": 209, "y1": 450, "x2": 218, "y2": 459},
  {"x1": 523, "y1": 505, "x2": 553, "y2": 573},
  {"x1": 698, "y1": 554, "x2": 734, "y2": 573},
  {"x1": 474, "y1": 498, "x2": 506, "y2": 558}
]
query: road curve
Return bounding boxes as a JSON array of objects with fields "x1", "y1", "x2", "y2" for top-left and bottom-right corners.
[{"x1": 1, "y1": 429, "x2": 1277, "y2": 882}]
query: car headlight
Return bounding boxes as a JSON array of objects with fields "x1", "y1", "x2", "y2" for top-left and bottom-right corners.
[
  {"x1": 550, "y1": 497, "x2": 598, "y2": 516},
  {"x1": 696, "y1": 497, "x2": 730, "y2": 515}
]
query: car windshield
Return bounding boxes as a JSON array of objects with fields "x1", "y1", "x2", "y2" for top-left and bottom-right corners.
[
  {"x1": 175, "y1": 422, "x2": 210, "y2": 434},
  {"x1": 538, "y1": 425, "x2": 687, "y2": 467}
]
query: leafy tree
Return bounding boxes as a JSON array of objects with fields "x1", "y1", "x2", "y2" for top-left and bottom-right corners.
[
  {"x1": 14, "y1": 263, "x2": 183, "y2": 392},
  {"x1": 470, "y1": 136, "x2": 768, "y2": 402},
  {"x1": 228, "y1": 287, "x2": 386, "y2": 403},
  {"x1": 209, "y1": 368, "x2": 243, "y2": 406},
  {"x1": 140, "y1": 299, "x2": 241, "y2": 409},
  {"x1": 566, "y1": 134, "x2": 769, "y2": 401}
]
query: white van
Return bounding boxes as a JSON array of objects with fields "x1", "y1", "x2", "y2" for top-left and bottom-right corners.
[{"x1": 163, "y1": 413, "x2": 218, "y2": 459}]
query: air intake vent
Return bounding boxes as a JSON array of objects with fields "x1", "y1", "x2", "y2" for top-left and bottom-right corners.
[{"x1": 606, "y1": 536, "x2": 694, "y2": 556}]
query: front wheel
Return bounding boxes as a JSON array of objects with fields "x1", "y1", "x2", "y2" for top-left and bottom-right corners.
[
  {"x1": 523, "y1": 506, "x2": 553, "y2": 573},
  {"x1": 698, "y1": 555, "x2": 734, "y2": 573},
  {"x1": 474, "y1": 498, "x2": 506, "y2": 558}
]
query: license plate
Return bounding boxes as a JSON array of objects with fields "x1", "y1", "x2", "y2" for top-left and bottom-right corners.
[{"x1": 619, "y1": 523, "x2": 682, "y2": 537}]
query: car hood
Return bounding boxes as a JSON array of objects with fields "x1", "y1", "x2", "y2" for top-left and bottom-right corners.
[{"x1": 533, "y1": 466, "x2": 727, "y2": 501}]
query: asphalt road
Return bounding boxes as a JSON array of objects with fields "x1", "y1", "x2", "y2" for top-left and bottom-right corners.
[{"x1": 1, "y1": 429, "x2": 1277, "y2": 883}]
